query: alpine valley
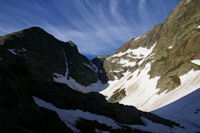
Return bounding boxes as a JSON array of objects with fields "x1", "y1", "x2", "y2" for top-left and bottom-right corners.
[{"x1": 0, "y1": 0, "x2": 200, "y2": 132}]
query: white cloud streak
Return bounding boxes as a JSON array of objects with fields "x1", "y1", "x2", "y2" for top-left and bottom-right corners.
[{"x1": 0, "y1": 0, "x2": 181, "y2": 57}]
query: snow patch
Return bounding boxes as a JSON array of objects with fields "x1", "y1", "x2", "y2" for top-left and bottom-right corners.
[
  {"x1": 101, "y1": 63, "x2": 160, "y2": 109},
  {"x1": 134, "y1": 36, "x2": 141, "y2": 41},
  {"x1": 91, "y1": 63, "x2": 98, "y2": 73},
  {"x1": 84, "y1": 63, "x2": 97, "y2": 73},
  {"x1": 101, "y1": 61, "x2": 200, "y2": 113},
  {"x1": 110, "y1": 52, "x2": 126, "y2": 58},
  {"x1": 95, "y1": 129, "x2": 110, "y2": 133},
  {"x1": 84, "y1": 63, "x2": 93, "y2": 70},
  {"x1": 134, "y1": 34, "x2": 146, "y2": 41},
  {"x1": 129, "y1": 117, "x2": 186, "y2": 133},
  {"x1": 186, "y1": 0, "x2": 191, "y2": 3},
  {"x1": 110, "y1": 70, "x2": 122, "y2": 73},
  {"x1": 168, "y1": 45, "x2": 173, "y2": 49},
  {"x1": 118, "y1": 63, "x2": 160, "y2": 110},
  {"x1": 137, "y1": 42, "x2": 157, "y2": 65},
  {"x1": 118, "y1": 59, "x2": 136, "y2": 67},
  {"x1": 8, "y1": 48, "x2": 26, "y2": 55},
  {"x1": 126, "y1": 42, "x2": 156, "y2": 59},
  {"x1": 8, "y1": 49, "x2": 17, "y2": 55},
  {"x1": 63, "y1": 49, "x2": 69, "y2": 75},
  {"x1": 197, "y1": 25, "x2": 200, "y2": 29},
  {"x1": 33, "y1": 96, "x2": 120, "y2": 132},
  {"x1": 191, "y1": 59, "x2": 200, "y2": 65},
  {"x1": 111, "y1": 59, "x2": 118, "y2": 63},
  {"x1": 53, "y1": 73, "x2": 107, "y2": 93},
  {"x1": 100, "y1": 69, "x2": 103, "y2": 73},
  {"x1": 53, "y1": 50, "x2": 107, "y2": 93},
  {"x1": 109, "y1": 42, "x2": 157, "y2": 63}
]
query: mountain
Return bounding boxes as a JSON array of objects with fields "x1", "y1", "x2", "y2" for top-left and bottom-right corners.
[
  {"x1": 0, "y1": 27, "x2": 108, "y2": 93},
  {"x1": 0, "y1": 0, "x2": 199, "y2": 132},
  {"x1": 0, "y1": 27, "x2": 182, "y2": 132},
  {"x1": 100, "y1": 0, "x2": 200, "y2": 131}
]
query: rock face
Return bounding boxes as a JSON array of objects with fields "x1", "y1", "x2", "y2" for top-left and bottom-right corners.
[
  {"x1": 104, "y1": 0, "x2": 200, "y2": 93},
  {"x1": 103, "y1": 24, "x2": 162, "y2": 81},
  {"x1": 0, "y1": 27, "x2": 180, "y2": 132},
  {"x1": 102, "y1": 0, "x2": 200, "y2": 102},
  {"x1": 100, "y1": 0, "x2": 200, "y2": 131},
  {"x1": 0, "y1": 27, "x2": 106, "y2": 87},
  {"x1": 92, "y1": 56, "x2": 109, "y2": 84}
]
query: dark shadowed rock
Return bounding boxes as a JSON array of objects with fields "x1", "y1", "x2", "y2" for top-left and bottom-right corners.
[{"x1": 0, "y1": 27, "x2": 107, "y2": 86}]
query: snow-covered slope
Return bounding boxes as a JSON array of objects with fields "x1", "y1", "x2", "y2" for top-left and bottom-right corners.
[
  {"x1": 53, "y1": 50, "x2": 108, "y2": 93},
  {"x1": 101, "y1": 65, "x2": 200, "y2": 112},
  {"x1": 101, "y1": 0, "x2": 200, "y2": 112},
  {"x1": 33, "y1": 96, "x2": 183, "y2": 133},
  {"x1": 54, "y1": 72, "x2": 107, "y2": 93},
  {"x1": 153, "y1": 89, "x2": 200, "y2": 132},
  {"x1": 33, "y1": 97, "x2": 120, "y2": 132},
  {"x1": 99, "y1": 1, "x2": 200, "y2": 132}
]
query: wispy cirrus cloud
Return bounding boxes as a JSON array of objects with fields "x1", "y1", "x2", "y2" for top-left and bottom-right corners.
[{"x1": 0, "y1": 0, "x2": 181, "y2": 58}]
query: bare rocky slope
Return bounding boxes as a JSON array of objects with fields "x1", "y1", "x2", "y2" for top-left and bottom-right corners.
[
  {"x1": 100, "y1": 0, "x2": 200, "y2": 132},
  {"x1": 101, "y1": 0, "x2": 200, "y2": 106},
  {"x1": 103, "y1": 0, "x2": 200, "y2": 93}
]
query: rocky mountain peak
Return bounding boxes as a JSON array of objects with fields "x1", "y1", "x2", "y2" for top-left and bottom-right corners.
[
  {"x1": 0, "y1": 27, "x2": 108, "y2": 88},
  {"x1": 66, "y1": 40, "x2": 76, "y2": 46},
  {"x1": 65, "y1": 40, "x2": 78, "y2": 51},
  {"x1": 22, "y1": 26, "x2": 46, "y2": 33}
]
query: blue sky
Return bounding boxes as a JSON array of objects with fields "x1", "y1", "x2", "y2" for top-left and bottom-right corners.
[{"x1": 0, "y1": 0, "x2": 181, "y2": 59}]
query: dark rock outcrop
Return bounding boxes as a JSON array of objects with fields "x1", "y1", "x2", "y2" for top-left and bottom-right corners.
[
  {"x1": 92, "y1": 56, "x2": 109, "y2": 84},
  {"x1": 0, "y1": 27, "x2": 104, "y2": 86}
]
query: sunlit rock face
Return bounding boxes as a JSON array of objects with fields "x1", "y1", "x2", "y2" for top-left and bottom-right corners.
[
  {"x1": 101, "y1": 0, "x2": 200, "y2": 111},
  {"x1": 99, "y1": 1, "x2": 200, "y2": 131}
]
